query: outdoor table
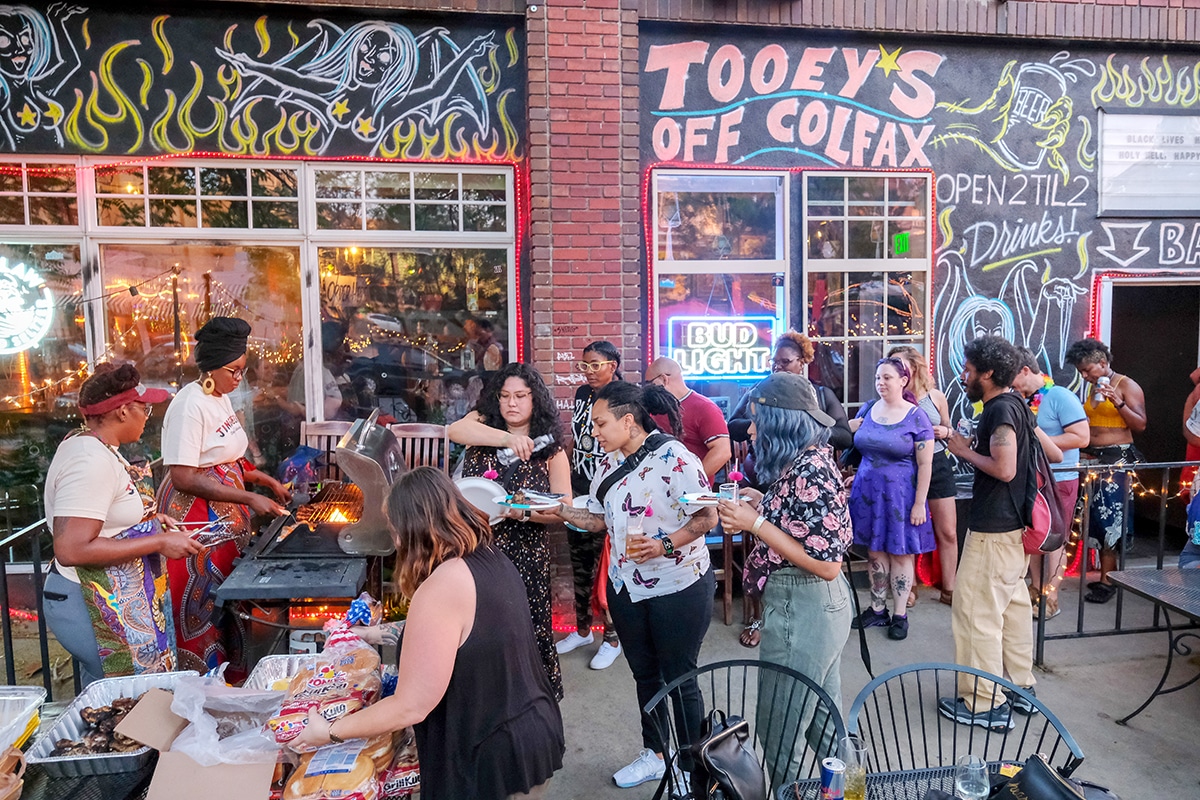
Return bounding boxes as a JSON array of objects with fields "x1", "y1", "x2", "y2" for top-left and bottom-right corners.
[
  {"x1": 1107, "y1": 567, "x2": 1200, "y2": 725},
  {"x1": 779, "y1": 765, "x2": 970, "y2": 799},
  {"x1": 19, "y1": 763, "x2": 151, "y2": 800}
]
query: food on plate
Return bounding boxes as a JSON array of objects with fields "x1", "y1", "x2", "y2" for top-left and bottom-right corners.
[
  {"x1": 510, "y1": 489, "x2": 527, "y2": 505},
  {"x1": 49, "y1": 694, "x2": 146, "y2": 756}
]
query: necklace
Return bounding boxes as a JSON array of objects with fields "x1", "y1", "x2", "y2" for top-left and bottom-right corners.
[{"x1": 1028, "y1": 375, "x2": 1054, "y2": 415}]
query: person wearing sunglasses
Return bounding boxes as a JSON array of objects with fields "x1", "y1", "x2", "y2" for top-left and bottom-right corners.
[
  {"x1": 157, "y1": 316, "x2": 291, "y2": 678},
  {"x1": 558, "y1": 340, "x2": 623, "y2": 670}
]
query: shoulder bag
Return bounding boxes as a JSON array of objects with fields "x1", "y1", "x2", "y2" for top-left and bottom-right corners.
[
  {"x1": 838, "y1": 399, "x2": 875, "y2": 471},
  {"x1": 998, "y1": 394, "x2": 1069, "y2": 555},
  {"x1": 594, "y1": 432, "x2": 673, "y2": 505},
  {"x1": 688, "y1": 710, "x2": 767, "y2": 800}
]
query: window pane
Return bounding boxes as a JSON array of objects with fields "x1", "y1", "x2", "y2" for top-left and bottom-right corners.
[
  {"x1": 888, "y1": 219, "x2": 926, "y2": 259},
  {"x1": 887, "y1": 272, "x2": 926, "y2": 337},
  {"x1": 365, "y1": 203, "x2": 411, "y2": 231},
  {"x1": 462, "y1": 173, "x2": 505, "y2": 201},
  {"x1": 148, "y1": 167, "x2": 196, "y2": 195},
  {"x1": 845, "y1": 339, "x2": 884, "y2": 406},
  {"x1": 0, "y1": 243, "x2": 86, "y2": 486},
  {"x1": 365, "y1": 172, "x2": 410, "y2": 200},
  {"x1": 463, "y1": 204, "x2": 506, "y2": 232},
  {"x1": 199, "y1": 167, "x2": 247, "y2": 197},
  {"x1": 657, "y1": 190, "x2": 778, "y2": 261},
  {"x1": 201, "y1": 199, "x2": 248, "y2": 228},
  {"x1": 253, "y1": 201, "x2": 299, "y2": 229},
  {"x1": 252, "y1": 168, "x2": 298, "y2": 198},
  {"x1": 150, "y1": 198, "x2": 197, "y2": 227},
  {"x1": 848, "y1": 176, "x2": 884, "y2": 204},
  {"x1": 27, "y1": 166, "x2": 74, "y2": 194},
  {"x1": 414, "y1": 172, "x2": 458, "y2": 201},
  {"x1": 847, "y1": 272, "x2": 886, "y2": 338},
  {"x1": 807, "y1": 220, "x2": 843, "y2": 259},
  {"x1": 98, "y1": 198, "x2": 145, "y2": 226},
  {"x1": 414, "y1": 203, "x2": 458, "y2": 231},
  {"x1": 317, "y1": 246, "x2": 510, "y2": 425},
  {"x1": 807, "y1": 175, "x2": 843, "y2": 203},
  {"x1": 0, "y1": 172, "x2": 20, "y2": 192},
  {"x1": 809, "y1": 272, "x2": 845, "y2": 340},
  {"x1": 847, "y1": 220, "x2": 885, "y2": 259},
  {"x1": 317, "y1": 202, "x2": 362, "y2": 230},
  {"x1": 316, "y1": 170, "x2": 360, "y2": 199},
  {"x1": 96, "y1": 169, "x2": 143, "y2": 195},
  {"x1": 99, "y1": 243, "x2": 303, "y2": 470},
  {"x1": 0, "y1": 196, "x2": 22, "y2": 224},
  {"x1": 29, "y1": 196, "x2": 78, "y2": 226}
]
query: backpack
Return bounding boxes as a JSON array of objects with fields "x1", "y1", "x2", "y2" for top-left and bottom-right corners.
[{"x1": 1008, "y1": 397, "x2": 1070, "y2": 554}]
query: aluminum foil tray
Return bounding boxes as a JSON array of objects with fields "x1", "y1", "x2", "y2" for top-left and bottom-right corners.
[
  {"x1": 243, "y1": 654, "x2": 318, "y2": 691},
  {"x1": 27, "y1": 670, "x2": 199, "y2": 778},
  {"x1": 0, "y1": 685, "x2": 45, "y2": 750}
]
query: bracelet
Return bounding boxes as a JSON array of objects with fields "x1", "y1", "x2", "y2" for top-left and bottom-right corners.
[
  {"x1": 328, "y1": 719, "x2": 344, "y2": 744},
  {"x1": 1115, "y1": 401, "x2": 1126, "y2": 410},
  {"x1": 751, "y1": 515, "x2": 766, "y2": 535}
]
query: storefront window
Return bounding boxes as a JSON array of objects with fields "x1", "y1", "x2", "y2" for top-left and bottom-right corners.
[
  {"x1": 0, "y1": 163, "x2": 78, "y2": 226},
  {"x1": 656, "y1": 173, "x2": 783, "y2": 261},
  {"x1": 99, "y1": 243, "x2": 304, "y2": 468},
  {"x1": 0, "y1": 243, "x2": 85, "y2": 486},
  {"x1": 804, "y1": 173, "x2": 931, "y2": 409},
  {"x1": 313, "y1": 168, "x2": 509, "y2": 233},
  {"x1": 317, "y1": 245, "x2": 509, "y2": 425}
]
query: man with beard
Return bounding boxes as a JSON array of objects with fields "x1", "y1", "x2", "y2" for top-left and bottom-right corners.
[{"x1": 939, "y1": 335, "x2": 1041, "y2": 731}]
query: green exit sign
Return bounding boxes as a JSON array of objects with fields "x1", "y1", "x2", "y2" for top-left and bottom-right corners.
[{"x1": 893, "y1": 231, "x2": 910, "y2": 255}]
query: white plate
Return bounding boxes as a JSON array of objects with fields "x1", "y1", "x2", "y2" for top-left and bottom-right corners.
[
  {"x1": 455, "y1": 477, "x2": 506, "y2": 524},
  {"x1": 565, "y1": 495, "x2": 591, "y2": 532},
  {"x1": 494, "y1": 495, "x2": 561, "y2": 511},
  {"x1": 681, "y1": 492, "x2": 721, "y2": 506}
]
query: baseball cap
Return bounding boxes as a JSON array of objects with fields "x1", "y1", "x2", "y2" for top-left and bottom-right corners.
[{"x1": 750, "y1": 372, "x2": 836, "y2": 427}]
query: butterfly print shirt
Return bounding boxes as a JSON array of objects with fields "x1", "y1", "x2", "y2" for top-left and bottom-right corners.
[
  {"x1": 587, "y1": 437, "x2": 712, "y2": 602},
  {"x1": 742, "y1": 445, "x2": 853, "y2": 601}
]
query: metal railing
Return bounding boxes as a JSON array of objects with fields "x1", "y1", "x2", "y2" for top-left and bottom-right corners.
[{"x1": 1034, "y1": 459, "x2": 1200, "y2": 667}]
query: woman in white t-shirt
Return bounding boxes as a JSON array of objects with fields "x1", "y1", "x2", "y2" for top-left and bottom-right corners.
[
  {"x1": 551, "y1": 382, "x2": 717, "y2": 790},
  {"x1": 43, "y1": 364, "x2": 202, "y2": 686},
  {"x1": 156, "y1": 317, "x2": 290, "y2": 677}
]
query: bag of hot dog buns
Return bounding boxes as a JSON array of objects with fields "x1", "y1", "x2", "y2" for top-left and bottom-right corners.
[{"x1": 283, "y1": 732, "x2": 396, "y2": 800}]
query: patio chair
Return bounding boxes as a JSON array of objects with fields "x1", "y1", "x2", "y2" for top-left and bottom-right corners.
[
  {"x1": 643, "y1": 658, "x2": 846, "y2": 799},
  {"x1": 846, "y1": 662, "x2": 1084, "y2": 778},
  {"x1": 388, "y1": 423, "x2": 450, "y2": 472},
  {"x1": 300, "y1": 421, "x2": 353, "y2": 481}
]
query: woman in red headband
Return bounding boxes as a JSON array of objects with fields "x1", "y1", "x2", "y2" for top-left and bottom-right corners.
[{"x1": 42, "y1": 363, "x2": 203, "y2": 685}]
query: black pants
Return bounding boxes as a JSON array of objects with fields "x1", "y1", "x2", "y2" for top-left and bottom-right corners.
[
  {"x1": 607, "y1": 569, "x2": 715, "y2": 755},
  {"x1": 567, "y1": 529, "x2": 617, "y2": 642}
]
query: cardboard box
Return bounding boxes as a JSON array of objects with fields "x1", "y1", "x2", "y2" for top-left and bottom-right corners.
[{"x1": 116, "y1": 687, "x2": 276, "y2": 800}]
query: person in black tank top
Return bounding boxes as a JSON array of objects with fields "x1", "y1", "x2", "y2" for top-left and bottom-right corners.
[{"x1": 295, "y1": 468, "x2": 564, "y2": 799}]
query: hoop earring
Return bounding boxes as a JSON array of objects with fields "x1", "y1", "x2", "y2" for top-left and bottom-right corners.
[{"x1": 200, "y1": 373, "x2": 216, "y2": 395}]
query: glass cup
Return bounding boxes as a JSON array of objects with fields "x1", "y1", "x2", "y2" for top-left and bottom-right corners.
[
  {"x1": 954, "y1": 754, "x2": 989, "y2": 800},
  {"x1": 839, "y1": 735, "x2": 868, "y2": 800},
  {"x1": 718, "y1": 482, "x2": 741, "y2": 532},
  {"x1": 626, "y1": 514, "x2": 645, "y2": 560}
]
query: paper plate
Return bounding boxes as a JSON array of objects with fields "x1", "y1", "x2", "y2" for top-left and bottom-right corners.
[
  {"x1": 455, "y1": 477, "x2": 506, "y2": 524},
  {"x1": 681, "y1": 492, "x2": 721, "y2": 506},
  {"x1": 494, "y1": 495, "x2": 561, "y2": 511},
  {"x1": 564, "y1": 495, "x2": 591, "y2": 532}
]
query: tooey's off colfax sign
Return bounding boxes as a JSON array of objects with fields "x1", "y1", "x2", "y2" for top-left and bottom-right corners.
[
  {"x1": 667, "y1": 316, "x2": 775, "y2": 380},
  {"x1": 641, "y1": 39, "x2": 943, "y2": 167}
]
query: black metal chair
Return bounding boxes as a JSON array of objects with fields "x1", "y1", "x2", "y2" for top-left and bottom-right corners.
[
  {"x1": 643, "y1": 658, "x2": 847, "y2": 799},
  {"x1": 846, "y1": 662, "x2": 1085, "y2": 778}
]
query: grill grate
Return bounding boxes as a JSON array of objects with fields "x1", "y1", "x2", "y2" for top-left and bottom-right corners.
[{"x1": 296, "y1": 482, "x2": 364, "y2": 526}]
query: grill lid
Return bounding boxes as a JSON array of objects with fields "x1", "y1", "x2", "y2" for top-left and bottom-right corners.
[{"x1": 334, "y1": 409, "x2": 405, "y2": 555}]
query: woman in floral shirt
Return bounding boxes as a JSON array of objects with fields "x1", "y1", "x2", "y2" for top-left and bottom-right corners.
[{"x1": 718, "y1": 372, "x2": 853, "y2": 788}]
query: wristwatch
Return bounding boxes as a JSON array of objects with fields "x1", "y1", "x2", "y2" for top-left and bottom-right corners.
[{"x1": 661, "y1": 537, "x2": 675, "y2": 557}]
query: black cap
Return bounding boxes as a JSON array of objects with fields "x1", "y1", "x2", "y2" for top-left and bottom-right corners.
[{"x1": 750, "y1": 372, "x2": 836, "y2": 427}]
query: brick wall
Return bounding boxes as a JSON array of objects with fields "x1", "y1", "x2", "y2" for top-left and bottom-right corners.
[{"x1": 526, "y1": 0, "x2": 645, "y2": 414}]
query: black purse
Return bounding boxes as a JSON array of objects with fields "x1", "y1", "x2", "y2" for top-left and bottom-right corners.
[
  {"x1": 689, "y1": 710, "x2": 767, "y2": 800},
  {"x1": 838, "y1": 400, "x2": 875, "y2": 471}
]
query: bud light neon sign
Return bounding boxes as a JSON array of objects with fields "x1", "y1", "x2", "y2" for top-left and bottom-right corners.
[
  {"x1": 667, "y1": 316, "x2": 775, "y2": 380},
  {"x1": 0, "y1": 259, "x2": 53, "y2": 355}
]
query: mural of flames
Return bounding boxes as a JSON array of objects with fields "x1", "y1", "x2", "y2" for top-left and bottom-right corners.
[
  {"x1": 1091, "y1": 54, "x2": 1200, "y2": 108},
  {"x1": 63, "y1": 15, "x2": 522, "y2": 161}
]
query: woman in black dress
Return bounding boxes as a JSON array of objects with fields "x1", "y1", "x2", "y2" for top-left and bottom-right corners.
[{"x1": 449, "y1": 363, "x2": 569, "y2": 699}]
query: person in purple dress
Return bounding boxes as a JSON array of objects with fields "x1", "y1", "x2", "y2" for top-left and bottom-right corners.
[{"x1": 848, "y1": 356, "x2": 935, "y2": 640}]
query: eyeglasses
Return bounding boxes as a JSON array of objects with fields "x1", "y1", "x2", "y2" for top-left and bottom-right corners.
[
  {"x1": 771, "y1": 357, "x2": 799, "y2": 370},
  {"x1": 222, "y1": 366, "x2": 246, "y2": 380},
  {"x1": 499, "y1": 391, "x2": 532, "y2": 403},
  {"x1": 576, "y1": 360, "x2": 616, "y2": 374},
  {"x1": 127, "y1": 402, "x2": 152, "y2": 418},
  {"x1": 643, "y1": 373, "x2": 668, "y2": 386}
]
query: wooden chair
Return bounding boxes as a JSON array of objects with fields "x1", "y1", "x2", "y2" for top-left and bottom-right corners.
[
  {"x1": 300, "y1": 421, "x2": 353, "y2": 481},
  {"x1": 847, "y1": 662, "x2": 1085, "y2": 777},
  {"x1": 388, "y1": 423, "x2": 451, "y2": 472},
  {"x1": 706, "y1": 524, "x2": 745, "y2": 626}
]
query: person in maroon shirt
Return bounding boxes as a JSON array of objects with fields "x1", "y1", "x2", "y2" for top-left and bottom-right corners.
[{"x1": 645, "y1": 357, "x2": 731, "y2": 484}]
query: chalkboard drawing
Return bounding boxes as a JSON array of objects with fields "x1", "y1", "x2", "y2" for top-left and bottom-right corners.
[
  {"x1": 218, "y1": 22, "x2": 498, "y2": 156},
  {"x1": 0, "y1": 3, "x2": 83, "y2": 149},
  {"x1": 1091, "y1": 54, "x2": 1200, "y2": 109},
  {"x1": 932, "y1": 53, "x2": 1095, "y2": 184}
]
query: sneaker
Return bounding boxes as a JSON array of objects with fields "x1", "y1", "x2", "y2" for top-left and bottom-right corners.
[
  {"x1": 1003, "y1": 686, "x2": 1041, "y2": 716},
  {"x1": 589, "y1": 641, "x2": 622, "y2": 670},
  {"x1": 937, "y1": 696, "x2": 1014, "y2": 731},
  {"x1": 887, "y1": 614, "x2": 909, "y2": 640},
  {"x1": 851, "y1": 606, "x2": 890, "y2": 629},
  {"x1": 669, "y1": 760, "x2": 691, "y2": 796},
  {"x1": 555, "y1": 630, "x2": 594, "y2": 655},
  {"x1": 613, "y1": 748, "x2": 665, "y2": 788}
]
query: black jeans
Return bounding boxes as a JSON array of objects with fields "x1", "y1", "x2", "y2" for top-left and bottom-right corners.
[{"x1": 607, "y1": 568, "x2": 715, "y2": 755}]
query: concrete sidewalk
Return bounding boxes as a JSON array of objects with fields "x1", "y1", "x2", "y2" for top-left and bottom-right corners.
[{"x1": 549, "y1": 560, "x2": 1199, "y2": 799}]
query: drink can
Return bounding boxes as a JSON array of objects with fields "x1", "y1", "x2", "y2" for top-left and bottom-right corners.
[
  {"x1": 956, "y1": 418, "x2": 975, "y2": 439},
  {"x1": 820, "y1": 757, "x2": 846, "y2": 799},
  {"x1": 1095, "y1": 375, "x2": 1110, "y2": 403}
]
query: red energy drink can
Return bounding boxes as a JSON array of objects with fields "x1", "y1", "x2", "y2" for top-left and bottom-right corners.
[{"x1": 820, "y1": 757, "x2": 846, "y2": 799}]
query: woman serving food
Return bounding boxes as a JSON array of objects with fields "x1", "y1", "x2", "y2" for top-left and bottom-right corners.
[{"x1": 157, "y1": 316, "x2": 290, "y2": 676}]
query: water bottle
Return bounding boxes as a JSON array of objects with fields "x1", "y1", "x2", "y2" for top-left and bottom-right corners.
[{"x1": 497, "y1": 434, "x2": 555, "y2": 466}]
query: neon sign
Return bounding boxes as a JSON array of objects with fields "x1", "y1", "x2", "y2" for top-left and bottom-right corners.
[
  {"x1": 0, "y1": 259, "x2": 53, "y2": 355},
  {"x1": 667, "y1": 315, "x2": 775, "y2": 380}
]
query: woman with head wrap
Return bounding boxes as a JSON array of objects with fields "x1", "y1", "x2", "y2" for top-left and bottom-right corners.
[{"x1": 157, "y1": 317, "x2": 291, "y2": 676}]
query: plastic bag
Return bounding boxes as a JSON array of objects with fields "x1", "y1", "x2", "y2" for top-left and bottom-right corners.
[
  {"x1": 277, "y1": 445, "x2": 326, "y2": 487},
  {"x1": 285, "y1": 733, "x2": 395, "y2": 800},
  {"x1": 169, "y1": 676, "x2": 286, "y2": 767}
]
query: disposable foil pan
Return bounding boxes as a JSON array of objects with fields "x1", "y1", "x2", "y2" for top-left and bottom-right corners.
[
  {"x1": 0, "y1": 685, "x2": 45, "y2": 750},
  {"x1": 243, "y1": 654, "x2": 319, "y2": 691},
  {"x1": 27, "y1": 670, "x2": 199, "y2": 778}
]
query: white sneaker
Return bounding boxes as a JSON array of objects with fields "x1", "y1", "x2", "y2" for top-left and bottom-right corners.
[
  {"x1": 589, "y1": 641, "x2": 622, "y2": 670},
  {"x1": 555, "y1": 630, "x2": 594, "y2": 655},
  {"x1": 612, "y1": 748, "x2": 665, "y2": 788}
]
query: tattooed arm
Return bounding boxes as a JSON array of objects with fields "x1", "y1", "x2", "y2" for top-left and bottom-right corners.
[
  {"x1": 948, "y1": 423, "x2": 1017, "y2": 482},
  {"x1": 551, "y1": 501, "x2": 607, "y2": 533}
]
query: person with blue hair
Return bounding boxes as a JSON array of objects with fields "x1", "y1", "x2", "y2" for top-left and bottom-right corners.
[{"x1": 717, "y1": 371, "x2": 853, "y2": 785}]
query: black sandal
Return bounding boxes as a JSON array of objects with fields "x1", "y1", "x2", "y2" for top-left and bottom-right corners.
[{"x1": 1085, "y1": 583, "x2": 1117, "y2": 604}]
